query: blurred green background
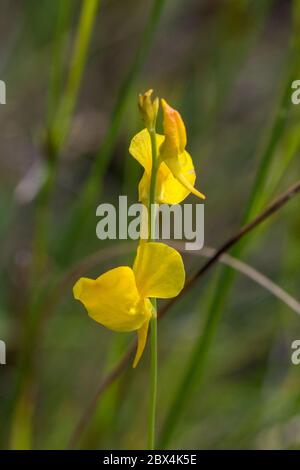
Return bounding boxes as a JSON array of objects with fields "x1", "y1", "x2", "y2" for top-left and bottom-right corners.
[{"x1": 0, "y1": 0, "x2": 300, "y2": 450}]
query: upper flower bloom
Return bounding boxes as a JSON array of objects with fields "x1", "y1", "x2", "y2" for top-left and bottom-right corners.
[
  {"x1": 129, "y1": 95, "x2": 205, "y2": 204},
  {"x1": 129, "y1": 129, "x2": 195, "y2": 204},
  {"x1": 73, "y1": 242, "x2": 185, "y2": 367}
]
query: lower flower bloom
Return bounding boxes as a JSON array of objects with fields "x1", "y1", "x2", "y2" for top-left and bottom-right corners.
[{"x1": 73, "y1": 242, "x2": 185, "y2": 367}]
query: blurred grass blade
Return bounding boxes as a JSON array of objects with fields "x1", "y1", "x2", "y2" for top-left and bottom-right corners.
[
  {"x1": 8, "y1": 0, "x2": 101, "y2": 449},
  {"x1": 9, "y1": 386, "x2": 34, "y2": 450},
  {"x1": 32, "y1": 0, "x2": 100, "y2": 276},
  {"x1": 46, "y1": 0, "x2": 73, "y2": 127},
  {"x1": 159, "y1": 15, "x2": 300, "y2": 447},
  {"x1": 264, "y1": 122, "x2": 300, "y2": 200},
  {"x1": 48, "y1": 0, "x2": 101, "y2": 154},
  {"x1": 55, "y1": 0, "x2": 167, "y2": 264},
  {"x1": 207, "y1": 249, "x2": 300, "y2": 315}
]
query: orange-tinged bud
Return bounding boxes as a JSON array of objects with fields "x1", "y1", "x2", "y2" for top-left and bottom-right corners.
[
  {"x1": 159, "y1": 98, "x2": 205, "y2": 201},
  {"x1": 138, "y1": 89, "x2": 159, "y2": 130},
  {"x1": 161, "y1": 98, "x2": 187, "y2": 154}
]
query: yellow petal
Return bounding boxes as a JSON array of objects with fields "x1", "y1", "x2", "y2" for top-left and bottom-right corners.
[
  {"x1": 161, "y1": 98, "x2": 187, "y2": 154},
  {"x1": 129, "y1": 129, "x2": 164, "y2": 175},
  {"x1": 138, "y1": 170, "x2": 151, "y2": 203},
  {"x1": 132, "y1": 315, "x2": 151, "y2": 368},
  {"x1": 174, "y1": 171, "x2": 205, "y2": 200},
  {"x1": 157, "y1": 151, "x2": 197, "y2": 204},
  {"x1": 160, "y1": 99, "x2": 205, "y2": 201},
  {"x1": 163, "y1": 152, "x2": 205, "y2": 200},
  {"x1": 73, "y1": 267, "x2": 151, "y2": 332},
  {"x1": 138, "y1": 151, "x2": 196, "y2": 204},
  {"x1": 133, "y1": 242, "x2": 185, "y2": 298}
]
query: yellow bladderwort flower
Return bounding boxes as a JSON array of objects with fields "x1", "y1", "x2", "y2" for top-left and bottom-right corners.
[
  {"x1": 129, "y1": 96, "x2": 205, "y2": 204},
  {"x1": 129, "y1": 129, "x2": 195, "y2": 204},
  {"x1": 73, "y1": 242, "x2": 185, "y2": 367}
]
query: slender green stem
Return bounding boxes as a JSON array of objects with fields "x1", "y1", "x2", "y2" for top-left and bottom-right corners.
[
  {"x1": 149, "y1": 128, "x2": 158, "y2": 241},
  {"x1": 148, "y1": 300, "x2": 157, "y2": 450},
  {"x1": 147, "y1": 126, "x2": 158, "y2": 450}
]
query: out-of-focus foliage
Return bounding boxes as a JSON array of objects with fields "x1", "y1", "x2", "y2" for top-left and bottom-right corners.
[{"x1": 0, "y1": 0, "x2": 300, "y2": 450}]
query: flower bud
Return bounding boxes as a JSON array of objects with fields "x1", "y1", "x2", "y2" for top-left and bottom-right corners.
[{"x1": 138, "y1": 89, "x2": 159, "y2": 130}]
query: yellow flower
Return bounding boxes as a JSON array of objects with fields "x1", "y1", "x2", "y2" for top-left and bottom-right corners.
[
  {"x1": 129, "y1": 98, "x2": 205, "y2": 204},
  {"x1": 73, "y1": 242, "x2": 185, "y2": 367},
  {"x1": 130, "y1": 129, "x2": 196, "y2": 204}
]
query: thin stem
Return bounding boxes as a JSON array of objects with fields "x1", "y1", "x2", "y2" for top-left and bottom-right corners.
[
  {"x1": 148, "y1": 300, "x2": 157, "y2": 450},
  {"x1": 147, "y1": 126, "x2": 158, "y2": 450},
  {"x1": 148, "y1": 128, "x2": 158, "y2": 241}
]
